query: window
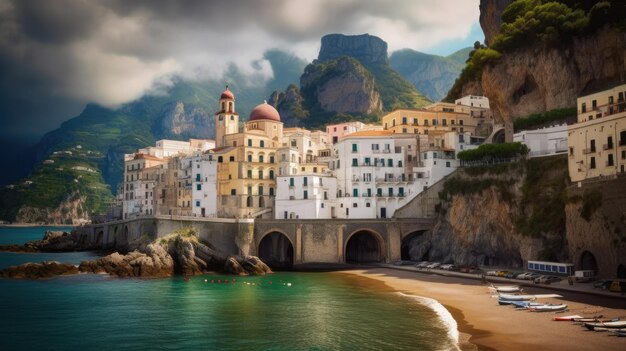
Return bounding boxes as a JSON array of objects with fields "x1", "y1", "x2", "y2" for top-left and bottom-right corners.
[
  {"x1": 352, "y1": 158, "x2": 358, "y2": 167},
  {"x1": 269, "y1": 187, "x2": 274, "y2": 196},
  {"x1": 353, "y1": 203, "x2": 358, "y2": 208},
  {"x1": 258, "y1": 186, "x2": 264, "y2": 196},
  {"x1": 229, "y1": 156, "x2": 235, "y2": 162},
  {"x1": 377, "y1": 188, "x2": 382, "y2": 196},
  {"x1": 387, "y1": 159, "x2": 392, "y2": 167},
  {"x1": 248, "y1": 155, "x2": 253, "y2": 162},
  {"x1": 413, "y1": 118, "x2": 418, "y2": 125},
  {"x1": 324, "y1": 191, "x2": 328, "y2": 200},
  {"x1": 248, "y1": 139, "x2": 252, "y2": 147},
  {"x1": 590, "y1": 157, "x2": 596, "y2": 169},
  {"x1": 590, "y1": 139, "x2": 596, "y2": 152},
  {"x1": 231, "y1": 189, "x2": 236, "y2": 195},
  {"x1": 424, "y1": 119, "x2": 428, "y2": 126},
  {"x1": 352, "y1": 143, "x2": 358, "y2": 152},
  {"x1": 388, "y1": 187, "x2": 393, "y2": 196},
  {"x1": 196, "y1": 174, "x2": 201, "y2": 181},
  {"x1": 366, "y1": 202, "x2": 371, "y2": 207},
  {"x1": 196, "y1": 201, "x2": 200, "y2": 207},
  {"x1": 196, "y1": 184, "x2": 201, "y2": 191},
  {"x1": 398, "y1": 160, "x2": 403, "y2": 167},
  {"x1": 259, "y1": 170, "x2": 264, "y2": 179},
  {"x1": 608, "y1": 154, "x2": 614, "y2": 167},
  {"x1": 218, "y1": 156, "x2": 223, "y2": 163},
  {"x1": 291, "y1": 140, "x2": 296, "y2": 147},
  {"x1": 284, "y1": 211, "x2": 288, "y2": 219},
  {"x1": 364, "y1": 157, "x2": 371, "y2": 165},
  {"x1": 442, "y1": 119, "x2": 447, "y2": 126},
  {"x1": 303, "y1": 190, "x2": 308, "y2": 199},
  {"x1": 399, "y1": 187, "x2": 404, "y2": 196},
  {"x1": 402, "y1": 128, "x2": 407, "y2": 133},
  {"x1": 270, "y1": 156, "x2": 275, "y2": 163},
  {"x1": 247, "y1": 170, "x2": 252, "y2": 178},
  {"x1": 459, "y1": 120, "x2": 464, "y2": 126},
  {"x1": 353, "y1": 188, "x2": 358, "y2": 197},
  {"x1": 372, "y1": 143, "x2": 379, "y2": 151},
  {"x1": 607, "y1": 136, "x2": 613, "y2": 149},
  {"x1": 303, "y1": 177, "x2": 308, "y2": 186},
  {"x1": 432, "y1": 119, "x2": 437, "y2": 125},
  {"x1": 592, "y1": 100, "x2": 597, "y2": 109},
  {"x1": 446, "y1": 161, "x2": 451, "y2": 167},
  {"x1": 402, "y1": 117, "x2": 407, "y2": 125},
  {"x1": 289, "y1": 178, "x2": 294, "y2": 187},
  {"x1": 269, "y1": 170, "x2": 274, "y2": 179},
  {"x1": 260, "y1": 140, "x2": 265, "y2": 147},
  {"x1": 259, "y1": 155, "x2": 264, "y2": 163},
  {"x1": 392, "y1": 120, "x2": 396, "y2": 127}
]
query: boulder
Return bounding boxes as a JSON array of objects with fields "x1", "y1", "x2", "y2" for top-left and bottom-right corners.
[{"x1": 0, "y1": 261, "x2": 79, "y2": 279}]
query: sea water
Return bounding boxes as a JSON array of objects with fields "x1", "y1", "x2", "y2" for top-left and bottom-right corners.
[{"x1": 0, "y1": 227, "x2": 458, "y2": 351}]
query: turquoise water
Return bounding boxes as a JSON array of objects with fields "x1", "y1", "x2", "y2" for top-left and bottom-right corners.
[{"x1": 0, "y1": 227, "x2": 456, "y2": 351}]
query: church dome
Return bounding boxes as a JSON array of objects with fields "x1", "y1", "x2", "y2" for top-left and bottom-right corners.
[
  {"x1": 220, "y1": 86, "x2": 234, "y2": 100},
  {"x1": 249, "y1": 101, "x2": 280, "y2": 122}
]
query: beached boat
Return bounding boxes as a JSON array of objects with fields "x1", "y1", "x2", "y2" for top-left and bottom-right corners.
[
  {"x1": 584, "y1": 321, "x2": 626, "y2": 331},
  {"x1": 552, "y1": 315, "x2": 583, "y2": 321},
  {"x1": 489, "y1": 285, "x2": 522, "y2": 293},
  {"x1": 509, "y1": 301, "x2": 543, "y2": 309},
  {"x1": 528, "y1": 304, "x2": 567, "y2": 312},
  {"x1": 497, "y1": 294, "x2": 536, "y2": 301},
  {"x1": 572, "y1": 316, "x2": 605, "y2": 323},
  {"x1": 610, "y1": 329, "x2": 626, "y2": 337}
]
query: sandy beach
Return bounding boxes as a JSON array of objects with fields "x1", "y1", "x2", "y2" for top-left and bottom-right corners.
[{"x1": 338, "y1": 268, "x2": 625, "y2": 351}]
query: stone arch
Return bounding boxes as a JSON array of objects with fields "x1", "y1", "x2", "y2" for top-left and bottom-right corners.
[
  {"x1": 258, "y1": 231, "x2": 294, "y2": 269},
  {"x1": 400, "y1": 230, "x2": 428, "y2": 261},
  {"x1": 247, "y1": 196, "x2": 253, "y2": 208},
  {"x1": 345, "y1": 229, "x2": 384, "y2": 263},
  {"x1": 617, "y1": 264, "x2": 626, "y2": 278},
  {"x1": 580, "y1": 251, "x2": 598, "y2": 273},
  {"x1": 96, "y1": 230, "x2": 104, "y2": 246}
]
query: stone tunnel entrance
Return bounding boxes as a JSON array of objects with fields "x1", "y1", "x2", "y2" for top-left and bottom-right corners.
[
  {"x1": 258, "y1": 232, "x2": 294, "y2": 270},
  {"x1": 580, "y1": 251, "x2": 598, "y2": 273},
  {"x1": 345, "y1": 230, "x2": 382, "y2": 263},
  {"x1": 401, "y1": 231, "x2": 428, "y2": 261}
]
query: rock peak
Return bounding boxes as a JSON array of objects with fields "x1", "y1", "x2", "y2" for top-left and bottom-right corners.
[{"x1": 318, "y1": 33, "x2": 388, "y2": 65}]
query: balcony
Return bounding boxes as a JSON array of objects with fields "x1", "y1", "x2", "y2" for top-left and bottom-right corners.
[
  {"x1": 620, "y1": 139, "x2": 626, "y2": 147},
  {"x1": 603, "y1": 144, "x2": 614, "y2": 151},
  {"x1": 582, "y1": 148, "x2": 596, "y2": 154}
]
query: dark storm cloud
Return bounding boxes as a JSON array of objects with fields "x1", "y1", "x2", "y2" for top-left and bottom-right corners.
[{"x1": 0, "y1": 0, "x2": 479, "y2": 139}]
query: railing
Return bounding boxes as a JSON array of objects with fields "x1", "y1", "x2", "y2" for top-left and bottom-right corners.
[
  {"x1": 582, "y1": 148, "x2": 595, "y2": 154},
  {"x1": 603, "y1": 144, "x2": 613, "y2": 150}
]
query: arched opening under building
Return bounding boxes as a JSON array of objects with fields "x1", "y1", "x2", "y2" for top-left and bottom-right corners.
[
  {"x1": 258, "y1": 232, "x2": 293, "y2": 270},
  {"x1": 617, "y1": 264, "x2": 626, "y2": 278},
  {"x1": 580, "y1": 251, "x2": 598, "y2": 273},
  {"x1": 401, "y1": 231, "x2": 427, "y2": 261},
  {"x1": 247, "y1": 196, "x2": 253, "y2": 208},
  {"x1": 345, "y1": 230, "x2": 382, "y2": 263},
  {"x1": 95, "y1": 230, "x2": 103, "y2": 246}
]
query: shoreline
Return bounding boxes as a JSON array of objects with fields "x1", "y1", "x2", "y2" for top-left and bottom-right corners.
[
  {"x1": 0, "y1": 223, "x2": 75, "y2": 228},
  {"x1": 336, "y1": 268, "x2": 625, "y2": 351}
]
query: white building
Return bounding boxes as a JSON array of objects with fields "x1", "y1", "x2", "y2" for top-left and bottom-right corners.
[
  {"x1": 188, "y1": 154, "x2": 218, "y2": 218},
  {"x1": 514, "y1": 124, "x2": 568, "y2": 157},
  {"x1": 455, "y1": 95, "x2": 490, "y2": 109},
  {"x1": 275, "y1": 174, "x2": 337, "y2": 219},
  {"x1": 326, "y1": 121, "x2": 383, "y2": 144}
]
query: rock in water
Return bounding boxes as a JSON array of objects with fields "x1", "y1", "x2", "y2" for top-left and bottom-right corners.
[
  {"x1": 242, "y1": 256, "x2": 273, "y2": 276},
  {"x1": 224, "y1": 256, "x2": 248, "y2": 276},
  {"x1": 0, "y1": 261, "x2": 79, "y2": 279}
]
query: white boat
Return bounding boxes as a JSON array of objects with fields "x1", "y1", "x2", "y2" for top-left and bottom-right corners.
[
  {"x1": 529, "y1": 304, "x2": 567, "y2": 312},
  {"x1": 498, "y1": 294, "x2": 536, "y2": 301},
  {"x1": 489, "y1": 285, "x2": 522, "y2": 293},
  {"x1": 584, "y1": 321, "x2": 626, "y2": 331}
]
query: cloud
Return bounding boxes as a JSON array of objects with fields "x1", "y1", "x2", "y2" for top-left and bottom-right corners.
[{"x1": 0, "y1": 0, "x2": 480, "y2": 137}]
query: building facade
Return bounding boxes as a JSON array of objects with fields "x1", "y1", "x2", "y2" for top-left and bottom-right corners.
[
  {"x1": 568, "y1": 84, "x2": 626, "y2": 183},
  {"x1": 514, "y1": 124, "x2": 568, "y2": 158}
]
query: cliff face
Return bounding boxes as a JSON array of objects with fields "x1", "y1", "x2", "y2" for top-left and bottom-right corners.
[
  {"x1": 301, "y1": 57, "x2": 383, "y2": 114},
  {"x1": 14, "y1": 191, "x2": 89, "y2": 225},
  {"x1": 156, "y1": 101, "x2": 214, "y2": 139},
  {"x1": 318, "y1": 33, "x2": 388, "y2": 65},
  {"x1": 464, "y1": 28, "x2": 626, "y2": 122},
  {"x1": 268, "y1": 85, "x2": 309, "y2": 127},
  {"x1": 479, "y1": 0, "x2": 513, "y2": 46}
]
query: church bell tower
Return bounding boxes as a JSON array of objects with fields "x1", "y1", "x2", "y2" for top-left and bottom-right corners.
[{"x1": 215, "y1": 85, "x2": 239, "y2": 147}]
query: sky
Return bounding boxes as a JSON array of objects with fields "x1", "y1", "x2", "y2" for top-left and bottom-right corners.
[{"x1": 0, "y1": 0, "x2": 482, "y2": 142}]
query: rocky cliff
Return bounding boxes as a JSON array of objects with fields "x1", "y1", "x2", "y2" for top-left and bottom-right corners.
[
  {"x1": 405, "y1": 156, "x2": 569, "y2": 268},
  {"x1": 268, "y1": 85, "x2": 309, "y2": 127},
  {"x1": 301, "y1": 57, "x2": 383, "y2": 114},
  {"x1": 14, "y1": 191, "x2": 89, "y2": 225},
  {"x1": 319, "y1": 33, "x2": 388, "y2": 65},
  {"x1": 463, "y1": 28, "x2": 626, "y2": 122},
  {"x1": 451, "y1": 0, "x2": 626, "y2": 123},
  {"x1": 156, "y1": 101, "x2": 214, "y2": 139},
  {"x1": 479, "y1": 0, "x2": 513, "y2": 46}
]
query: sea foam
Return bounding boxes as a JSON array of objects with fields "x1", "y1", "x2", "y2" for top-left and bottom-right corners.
[{"x1": 397, "y1": 292, "x2": 461, "y2": 351}]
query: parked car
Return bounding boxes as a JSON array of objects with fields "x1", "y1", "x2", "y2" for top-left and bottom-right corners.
[
  {"x1": 414, "y1": 261, "x2": 430, "y2": 269},
  {"x1": 486, "y1": 270, "x2": 498, "y2": 276},
  {"x1": 426, "y1": 262, "x2": 441, "y2": 269},
  {"x1": 440, "y1": 264, "x2": 458, "y2": 271},
  {"x1": 534, "y1": 275, "x2": 561, "y2": 284},
  {"x1": 496, "y1": 270, "x2": 509, "y2": 277},
  {"x1": 394, "y1": 260, "x2": 415, "y2": 266},
  {"x1": 505, "y1": 272, "x2": 521, "y2": 279},
  {"x1": 593, "y1": 279, "x2": 613, "y2": 289},
  {"x1": 518, "y1": 272, "x2": 539, "y2": 280},
  {"x1": 609, "y1": 279, "x2": 626, "y2": 293}
]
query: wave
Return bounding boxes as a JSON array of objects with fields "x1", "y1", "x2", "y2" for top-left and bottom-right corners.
[{"x1": 397, "y1": 292, "x2": 460, "y2": 351}]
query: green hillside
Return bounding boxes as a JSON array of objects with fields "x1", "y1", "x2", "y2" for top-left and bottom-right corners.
[{"x1": 390, "y1": 47, "x2": 470, "y2": 102}]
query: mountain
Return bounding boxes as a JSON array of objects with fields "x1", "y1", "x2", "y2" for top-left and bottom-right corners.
[
  {"x1": 271, "y1": 33, "x2": 431, "y2": 128},
  {"x1": 390, "y1": 47, "x2": 471, "y2": 102},
  {"x1": 446, "y1": 0, "x2": 626, "y2": 122},
  {"x1": 0, "y1": 50, "x2": 306, "y2": 224}
]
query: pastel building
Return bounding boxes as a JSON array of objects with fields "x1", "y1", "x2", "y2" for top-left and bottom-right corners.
[
  {"x1": 568, "y1": 84, "x2": 626, "y2": 183},
  {"x1": 275, "y1": 174, "x2": 337, "y2": 219},
  {"x1": 326, "y1": 121, "x2": 383, "y2": 144}
]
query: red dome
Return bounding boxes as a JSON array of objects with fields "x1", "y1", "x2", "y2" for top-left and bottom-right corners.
[
  {"x1": 249, "y1": 101, "x2": 280, "y2": 122},
  {"x1": 220, "y1": 86, "x2": 234, "y2": 100}
]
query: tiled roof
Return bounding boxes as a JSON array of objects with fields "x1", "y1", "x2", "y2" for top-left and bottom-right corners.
[{"x1": 344, "y1": 130, "x2": 395, "y2": 137}]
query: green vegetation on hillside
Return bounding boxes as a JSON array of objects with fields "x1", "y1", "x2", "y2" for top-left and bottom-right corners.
[
  {"x1": 514, "y1": 155, "x2": 568, "y2": 239},
  {"x1": 445, "y1": 0, "x2": 626, "y2": 102},
  {"x1": 513, "y1": 107, "x2": 576, "y2": 131},
  {"x1": 457, "y1": 142, "x2": 529, "y2": 165}
]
